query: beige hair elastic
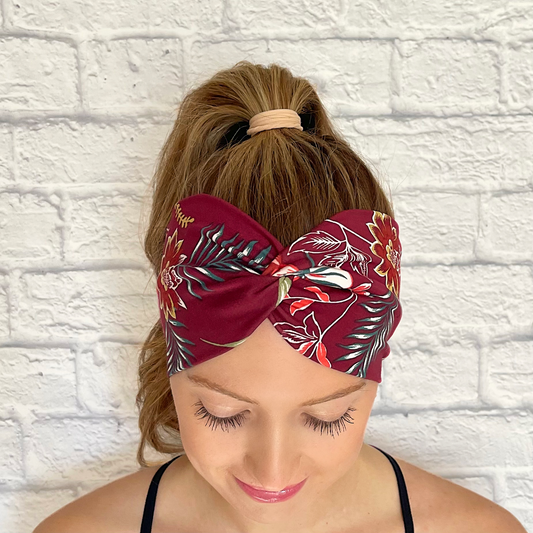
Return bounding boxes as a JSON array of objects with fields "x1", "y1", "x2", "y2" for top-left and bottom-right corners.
[{"x1": 247, "y1": 109, "x2": 304, "y2": 136}]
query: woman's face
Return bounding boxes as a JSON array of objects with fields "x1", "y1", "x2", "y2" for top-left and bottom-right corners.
[{"x1": 170, "y1": 317, "x2": 378, "y2": 532}]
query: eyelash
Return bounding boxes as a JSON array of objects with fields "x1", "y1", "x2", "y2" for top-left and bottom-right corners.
[{"x1": 193, "y1": 401, "x2": 357, "y2": 438}]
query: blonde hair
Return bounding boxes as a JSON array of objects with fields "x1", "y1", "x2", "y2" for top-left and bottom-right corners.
[{"x1": 135, "y1": 60, "x2": 394, "y2": 467}]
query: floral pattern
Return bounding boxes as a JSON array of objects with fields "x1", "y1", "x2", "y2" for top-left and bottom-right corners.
[
  {"x1": 367, "y1": 212, "x2": 402, "y2": 297},
  {"x1": 156, "y1": 194, "x2": 403, "y2": 383},
  {"x1": 157, "y1": 229, "x2": 187, "y2": 321}
]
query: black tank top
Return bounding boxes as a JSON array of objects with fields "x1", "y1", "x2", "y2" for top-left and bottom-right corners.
[{"x1": 140, "y1": 445, "x2": 414, "y2": 533}]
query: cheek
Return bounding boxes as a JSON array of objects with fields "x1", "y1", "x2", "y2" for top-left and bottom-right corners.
[
  {"x1": 174, "y1": 407, "x2": 238, "y2": 486},
  {"x1": 319, "y1": 416, "x2": 366, "y2": 462}
]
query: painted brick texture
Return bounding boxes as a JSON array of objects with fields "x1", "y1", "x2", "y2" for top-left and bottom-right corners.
[{"x1": 0, "y1": 1, "x2": 531, "y2": 532}]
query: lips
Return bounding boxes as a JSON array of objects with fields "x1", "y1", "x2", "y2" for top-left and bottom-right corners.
[{"x1": 235, "y1": 476, "x2": 307, "y2": 503}]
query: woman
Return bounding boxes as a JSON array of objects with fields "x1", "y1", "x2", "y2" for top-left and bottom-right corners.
[{"x1": 34, "y1": 61, "x2": 526, "y2": 533}]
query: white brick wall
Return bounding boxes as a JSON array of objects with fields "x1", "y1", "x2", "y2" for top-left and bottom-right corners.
[{"x1": 0, "y1": 1, "x2": 531, "y2": 532}]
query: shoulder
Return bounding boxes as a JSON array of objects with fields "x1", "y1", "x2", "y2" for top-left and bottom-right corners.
[
  {"x1": 394, "y1": 455, "x2": 527, "y2": 533},
  {"x1": 32, "y1": 462, "x2": 162, "y2": 533}
]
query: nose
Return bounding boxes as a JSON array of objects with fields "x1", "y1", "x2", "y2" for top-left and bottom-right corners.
[{"x1": 242, "y1": 446, "x2": 304, "y2": 492}]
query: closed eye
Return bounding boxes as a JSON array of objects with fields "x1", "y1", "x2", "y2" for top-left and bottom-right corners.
[{"x1": 192, "y1": 401, "x2": 356, "y2": 438}]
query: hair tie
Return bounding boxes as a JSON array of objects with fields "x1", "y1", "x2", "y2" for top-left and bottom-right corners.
[
  {"x1": 247, "y1": 109, "x2": 303, "y2": 136},
  {"x1": 218, "y1": 109, "x2": 315, "y2": 149}
]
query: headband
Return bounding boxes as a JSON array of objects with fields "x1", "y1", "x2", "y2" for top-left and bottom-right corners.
[{"x1": 156, "y1": 193, "x2": 402, "y2": 383}]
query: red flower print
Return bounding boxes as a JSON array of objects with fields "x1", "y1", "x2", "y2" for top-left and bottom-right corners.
[
  {"x1": 262, "y1": 254, "x2": 300, "y2": 278},
  {"x1": 275, "y1": 312, "x2": 333, "y2": 368},
  {"x1": 157, "y1": 229, "x2": 187, "y2": 321},
  {"x1": 367, "y1": 212, "x2": 401, "y2": 297}
]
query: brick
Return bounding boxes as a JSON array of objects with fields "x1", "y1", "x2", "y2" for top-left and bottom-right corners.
[
  {"x1": 508, "y1": 43, "x2": 533, "y2": 105},
  {"x1": 399, "y1": 40, "x2": 498, "y2": 107},
  {"x1": 0, "y1": 347, "x2": 76, "y2": 410},
  {"x1": 11, "y1": 0, "x2": 148, "y2": 30},
  {"x1": 0, "y1": 192, "x2": 61, "y2": 260},
  {"x1": 68, "y1": 194, "x2": 145, "y2": 261},
  {"x1": 2, "y1": 488, "x2": 77, "y2": 533},
  {"x1": 345, "y1": 1, "x2": 533, "y2": 32},
  {"x1": 26, "y1": 417, "x2": 140, "y2": 482},
  {"x1": 0, "y1": 125, "x2": 13, "y2": 187},
  {"x1": 223, "y1": 0, "x2": 339, "y2": 30},
  {"x1": 17, "y1": 121, "x2": 167, "y2": 185},
  {"x1": 0, "y1": 38, "x2": 77, "y2": 111},
  {"x1": 400, "y1": 264, "x2": 533, "y2": 328},
  {"x1": 366, "y1": 411, "x2": 533, "y2": 469},
  {"x1": 150, "y1": 0, "x2": 223, "y2": 30},
  {"x1": 17, "y1": 269, "x2": 157, "y2": 337},
  {"x1": 486, "y1": 340, "x2": 533, "y2": 405},
  {"x1": 349, "y1": 116, "x2": 533, "y2": 192},
  {"x1": 0, "y1": 277, "x2": 9, "y2": 338},
  {"x1": 385, "y1": 328, "x2": 479, "y2": 405},
  {"x1": 78, "y1": 342, "x2": 139, "y2": 415},
  {"x1": 85, "y1": 39, "x2": 183, "y2": 109},
  {"x1": 479, "y1": 192, "x2": 533, "y2": 261},
  {"x1": 0, "y1": 421, "x2": 23, "y2": 483},
  {"x1": 506, "y1": 474, "x2": 533, "y2": 509},
  {"x1": 394, "y1": 192, "x2": 478, "y2": 261},
  {"x1": 11, "y1": 0, "x2": 223, "y2": 31}
]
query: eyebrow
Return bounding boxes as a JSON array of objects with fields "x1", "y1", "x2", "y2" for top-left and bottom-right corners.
[{"x1": 187, "y1": 374, "x2": 366, "y2": 407}]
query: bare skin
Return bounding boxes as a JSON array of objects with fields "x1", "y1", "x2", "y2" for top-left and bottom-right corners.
[
  {"x1": 32, "y1": 442, "x2": 527, "y2": 533},
  {"x1": 33, "y1": 318, "x2": 527, "y2": 533},
  {"x1": 166, "y1": 317, "x2": 392, "y2": 533},
  {"x1": 150, "y1": 442, "x2": 408, "y2": 533}
]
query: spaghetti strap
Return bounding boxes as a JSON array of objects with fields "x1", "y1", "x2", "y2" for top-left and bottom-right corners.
[
  {"x1": 370, "y1": 445, "x2": 415, "y2": 533},
  {"x1": 139, "y1": 455, "x2": 183, "y2": 533}
]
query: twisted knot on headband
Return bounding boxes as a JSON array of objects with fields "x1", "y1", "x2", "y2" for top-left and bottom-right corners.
[
  {"x1": 219, "y1": 108, "x2": 315, "y2": 148},
  {"x1": 157, "y1": 194, "x2": 403, "y2": 383}
]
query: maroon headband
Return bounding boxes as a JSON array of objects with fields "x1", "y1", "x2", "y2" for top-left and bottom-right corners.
[{"x1": 156, "y1": 193, "x2": 402, "y2": 383}]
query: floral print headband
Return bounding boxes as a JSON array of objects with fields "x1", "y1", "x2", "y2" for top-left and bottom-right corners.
[{"x1": 157, "y1": 193, "x2": 402, "y2": 383}]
